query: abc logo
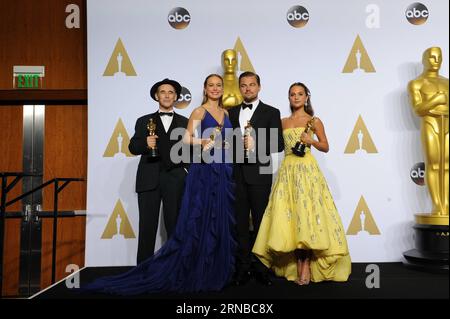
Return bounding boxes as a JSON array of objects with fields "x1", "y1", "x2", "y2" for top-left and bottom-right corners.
[
  {"x1": 175, "y1": 87, "x2": 192, "y2": 109},
  {"x1": 410, "y1": 162, "x2": 425, "y2": 186},
  {"x1": 168, "y1": 7, "x2": 191, "y2": 30},
  {"x1": 286, "y1": 6, "x2": 309, "y2": 28},
  {"x1": 405, "y1": 3, "x2": 429, "y2": 25}
]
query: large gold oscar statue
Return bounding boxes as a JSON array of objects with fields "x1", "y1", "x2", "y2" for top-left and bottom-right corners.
[
  {"x1": 408, "y1": 47, "x2": 449, "y2": 225},
  {"x1": 221, "y1": 49, "x2": 243, "y2": 108},
  {"x1": 403, "y1": 47, "x2": 449, "y2": 273}
]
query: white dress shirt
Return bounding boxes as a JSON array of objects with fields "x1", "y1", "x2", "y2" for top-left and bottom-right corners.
[
  {"x1": 158, "y1": 109, "x2": 174, "y2": 133},
  {"x1": 239, "y1": 99, "x2": 259, "y2": 134}
]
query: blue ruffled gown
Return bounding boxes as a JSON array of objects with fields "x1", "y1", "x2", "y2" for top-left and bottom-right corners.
[{"x1": 83, "y1": 111, "x2": 235, "y2": 295}]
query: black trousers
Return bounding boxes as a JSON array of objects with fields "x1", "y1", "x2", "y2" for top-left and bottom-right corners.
[
  {"x1": 136, "y1": 167, "x2": 186, "y2": 264},
  {"x1": 234, "y1": 174, "x2": 272, "y2": 273}
]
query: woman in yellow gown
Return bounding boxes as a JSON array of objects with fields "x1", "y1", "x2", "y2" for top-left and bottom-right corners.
[{"x1": 252, "y1": 82, "x2": 351, "y2": 285}]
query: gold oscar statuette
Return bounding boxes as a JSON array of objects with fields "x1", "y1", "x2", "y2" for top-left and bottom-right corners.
[
  {"x1": 244, "y1": 121, "x2": 253, "y2": 160},
  {"x1": 403, "y1": 47, "x2": 449, "y2": 273},
  {"x1": 208, "y1": 125, "x2": 223, "y2": 150},
  {"x1": 210, "y1": 125, "x2": 222, "y2": 141},
  {"x1": 292, "y1": 117, "x2": 315, "y2": 157},
  {"x1": 198, "y1": 125, "x2": 223, "y2": 162},
  {"x1": 221, "y1": 49, "x2": 243, "y2": 108},
  {"x1": 146, "y1": 118, "x2": 159, "y2": 157},
  {"x1": 408, "y1": 47, "x2": 449, "y2": 225}
]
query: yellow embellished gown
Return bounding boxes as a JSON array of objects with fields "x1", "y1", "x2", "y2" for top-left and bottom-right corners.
[{"x1": 252, "y1": 127, "x2": 351, "y2": 283}]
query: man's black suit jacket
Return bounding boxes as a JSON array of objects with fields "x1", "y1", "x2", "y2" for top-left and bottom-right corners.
[
  {"x1": 128, "y1": 112, "x2": 189, "y2": 192},
  {"x1": 228, "y1": 101, "x2": 284, "y2": 185}
]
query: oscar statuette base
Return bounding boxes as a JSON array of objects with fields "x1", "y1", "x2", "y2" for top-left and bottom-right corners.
[
  {"x1": 291, "y1": 142, "x2": 306, "y2": 157},
  {"x1": 403, "y1": 214, "x2": 449, "y2": 273},
  {"x1": 148, "y1": 147, "x2": 159, "y2": 158}
]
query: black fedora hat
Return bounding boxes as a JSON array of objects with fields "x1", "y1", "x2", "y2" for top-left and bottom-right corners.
[{"x1": 150, "y1": 78, "x2": 182, "y2": 101}]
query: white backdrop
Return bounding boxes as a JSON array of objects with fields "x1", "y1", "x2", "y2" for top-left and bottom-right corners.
[{"x1": 86, "y1": 0, "x2": 449, "y2": 266}]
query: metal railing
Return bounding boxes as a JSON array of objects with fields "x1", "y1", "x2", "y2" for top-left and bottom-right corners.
[{"x1": 0, "y1": 172, "x2": 84, "y2": 297}]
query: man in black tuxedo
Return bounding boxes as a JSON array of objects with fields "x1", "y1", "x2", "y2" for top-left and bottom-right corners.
[
  {"x1": 129, "y1": 78, "x2": 189, "y2": 264},
  {"x1": 228, "y1": 72, "x2": 284, "y2": 285}
]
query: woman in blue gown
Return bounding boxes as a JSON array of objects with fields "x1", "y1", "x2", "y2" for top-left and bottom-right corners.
[{"x1": 83, "y1": 74, "x2": 235, "y2": 294}]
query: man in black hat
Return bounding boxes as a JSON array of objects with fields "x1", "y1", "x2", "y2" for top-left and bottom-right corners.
[{"x1": 129, "y1": 78, "x2": 189, "y2": 264}]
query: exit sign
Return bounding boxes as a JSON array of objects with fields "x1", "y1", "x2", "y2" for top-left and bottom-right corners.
[
  {"x1": 16, "y1": 74, "x2": 40, "y2": 88},
  {"x1": 13, "y1": 66, "x2": 45, "y2": 89}
]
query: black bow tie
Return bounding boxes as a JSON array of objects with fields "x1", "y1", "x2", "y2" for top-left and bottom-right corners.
[
  {"x1": 159, "y1": 112, "x2": 173, "y2": 117},
  {"x1": 242, "y1": 103, "x2": 253, "y2": 110}
]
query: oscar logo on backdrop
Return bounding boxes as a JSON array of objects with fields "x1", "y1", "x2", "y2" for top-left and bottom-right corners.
[
  {"x1": 233, "y1": 37, "x2": 255, "y2": 75},
  {"x1": 346, "y1": 196, "x2": 381, "y2": 236},
  {"x1": 103, "y1": 119, "x2": 134, "y2": 157},
  {"x1": 103, "y1": 38, "x2": 137, "y2": 77},
  {"x1": 344, "y1": 115, "x2": 378, "y2": 154},
  {"x1": 342, "y1": 35, "x2": 376, "y2": 74},
  {"x1": 101, "y1": 200, "x2": 136, "y2": 239},
  {"x1": 403, "y1": 47, "x2": 449, "y2": 272}
]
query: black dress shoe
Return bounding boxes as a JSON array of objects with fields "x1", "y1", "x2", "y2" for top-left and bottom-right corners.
[
  {"x1": 232, "y1": 270, "x2": 252, "y2": 286},
  {"x1": 253, "y1": 270, "x2": 273, "y2": 286}
]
